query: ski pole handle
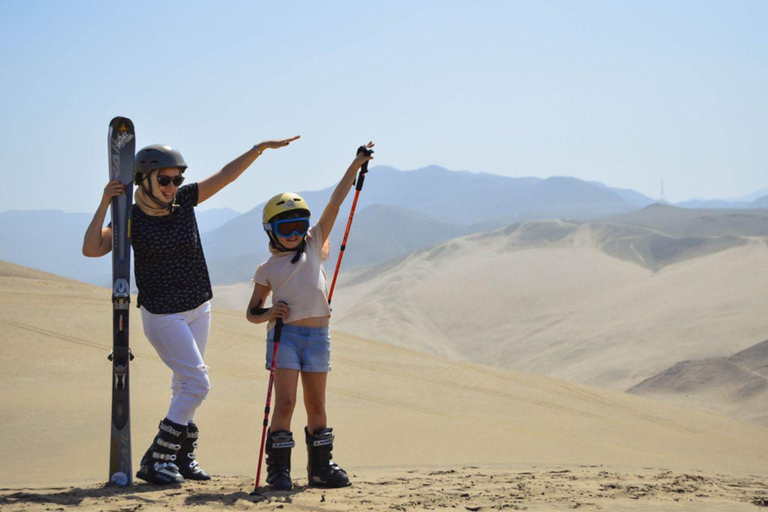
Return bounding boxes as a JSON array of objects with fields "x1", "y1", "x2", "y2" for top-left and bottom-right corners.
[
  {"x1": 273, "y1": 301, "x2": 286, "y2": 339},
  {"x1": 354, "y1": 145, "x2": 374, "y2": 191},
  {"x1": 274, "y1": 318, "x2": 284, "y2": 340}
]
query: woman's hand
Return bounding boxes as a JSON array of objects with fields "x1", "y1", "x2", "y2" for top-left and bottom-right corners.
[
  {"x1": 256, "y1": 136, "x2": 301, "y2": 152},
  {"x1": 271, "y1": 301, "x2": 290, "y2": 321},
  {"x1": 83, "y1": 181, "x2": 122, "y2": 257},
  {"x1": 199, "y1": 137, "x2": 301, "y2": 204},
  {"x1": 102, "y1": 180, "x2": 127, "y2": 204}
]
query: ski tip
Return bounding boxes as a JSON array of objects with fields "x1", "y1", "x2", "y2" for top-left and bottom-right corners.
[{"x1": 109, "y1": 116, "x2": 134, "y2": 130}]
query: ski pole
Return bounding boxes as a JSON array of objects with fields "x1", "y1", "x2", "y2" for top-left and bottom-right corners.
[
  {"x1": 328, "y1": 144, "x2": 374, "y2": 305},
  {"x1": 251, "y1": 317, "x2": 284, "y2": 495}
]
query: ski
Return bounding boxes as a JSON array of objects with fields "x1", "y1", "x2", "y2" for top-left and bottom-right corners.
[{"x1": 107, "y1": 116, "x2": 136, "y2": 486}]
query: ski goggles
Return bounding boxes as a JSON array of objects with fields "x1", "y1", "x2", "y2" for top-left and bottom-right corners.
[
  {"x1": 157, "y1": 175, "x2": 185, "y2": 187},
  {"x1": 268, "y1": 217, "x2": 310, "y2": 238}
]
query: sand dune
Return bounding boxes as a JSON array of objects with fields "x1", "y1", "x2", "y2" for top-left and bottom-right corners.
[
  {"x1": 427, "y1": 214, "x2": 754, "y2": 271},
  {"x1": 629, "y1": 339, "x2": 768, "y2": 426},
  {"x1": 331, "y1": 230, "x2": 768, "y2": 388},
  {"x1": 2, "y1": 261, "x2": 768, "y2": 510},
  {"x1": 211, "y1": 211, "x2": 768, "y2": 431}
]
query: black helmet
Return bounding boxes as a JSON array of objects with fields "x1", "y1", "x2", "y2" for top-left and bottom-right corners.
[{"x1": 134, "y1": 144, "x2": 187, "y2": 184}]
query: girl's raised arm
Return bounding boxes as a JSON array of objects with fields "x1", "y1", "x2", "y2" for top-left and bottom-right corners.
[{"x1": 317, "y1": 142, "x2": 374, "y2": 244}]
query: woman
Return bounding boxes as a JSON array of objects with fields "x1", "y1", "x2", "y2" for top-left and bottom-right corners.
[{"x1": 83, "y1": 136, "x2": 299, "y2": 484}]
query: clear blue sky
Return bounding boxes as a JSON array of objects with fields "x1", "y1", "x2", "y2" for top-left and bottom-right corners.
[{"x1": 1, "y1": 0, "x2": 766, "y2": 212}]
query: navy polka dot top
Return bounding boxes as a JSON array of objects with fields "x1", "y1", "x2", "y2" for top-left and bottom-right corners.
[{"x1": 130, "y1": 183, "x2": 213, "y2": 314}]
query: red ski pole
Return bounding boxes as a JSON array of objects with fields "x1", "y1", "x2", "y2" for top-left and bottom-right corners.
[
  {"x1": 251, "y1": 317, "x2": 284, "y2": 495},
  {"x1": 328, "y1": 145, "x2": 374, "y2": 305}
]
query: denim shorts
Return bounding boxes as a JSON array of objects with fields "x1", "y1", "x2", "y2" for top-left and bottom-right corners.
[{"x1": 265, "y1": 325, "x2": 331, "y2": 372}]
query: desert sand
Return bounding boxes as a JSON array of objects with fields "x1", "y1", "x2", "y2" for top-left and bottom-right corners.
[
  {"x1": 3, "y1": 466, "x2": 768, "y2": 511},
  {"x1": 212, "y1": 219, "x2": 768, "y2": 430},
  {"x1": 328, "y1": 223, "x2": 768, "y2": 393},
  {"x1": 2, "y1": 261, "x2": 768, "y2": 510}
]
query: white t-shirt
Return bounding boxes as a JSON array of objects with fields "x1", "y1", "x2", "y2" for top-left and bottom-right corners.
[{"x1": 252, "y1": 223, "x2": 331, "y2": 330}]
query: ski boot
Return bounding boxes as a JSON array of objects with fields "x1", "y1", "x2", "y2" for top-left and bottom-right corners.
[
  {"x1": 265, "y1": 430, "x2": 295, "y2": 491},
  {"x1": 136, "y1": 418, "x2": 187, "y2": 485},
  {"x1": 178, "y1": 421, "x2": 211, "y2": 480},
  {"x1": 305, "y1": 427, "x2": 351, "y2": 488}
]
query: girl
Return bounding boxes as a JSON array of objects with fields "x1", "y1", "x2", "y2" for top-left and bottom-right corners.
[
  {"x1": 83, "y1": 136, "x2": 299, "y2": 485},
  {"x1": 246, "y1": 142, "x2": 374, "y2": 490}
]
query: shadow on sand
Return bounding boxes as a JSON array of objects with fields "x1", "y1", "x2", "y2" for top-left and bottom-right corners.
[
  {"x1": 0, "y1": 482, "x2": 181, "y2": 508},
  {"x1": 0, "y1": 481, "x2": 311, "y2": 509},
  {"x1": 184, "y1": 484, "x2": 309, "y2": 506}
]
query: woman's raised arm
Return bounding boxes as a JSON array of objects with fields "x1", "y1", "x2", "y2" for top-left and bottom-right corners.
[{"x1": 197, "y1": 136, "x2": 300, "y2": 204}]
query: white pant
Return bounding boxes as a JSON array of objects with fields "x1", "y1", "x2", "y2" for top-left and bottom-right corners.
[{"x1": 141, "y1": 301, "x2": 212, "y2": 425}]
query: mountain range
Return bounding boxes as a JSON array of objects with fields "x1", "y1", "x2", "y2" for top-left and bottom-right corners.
[
  {"x1": 0, "y1": 207, "x2": 241, "y2": 286},
  {"x1": 1, "y1": 165, "x2": 766, "y2": 286}
]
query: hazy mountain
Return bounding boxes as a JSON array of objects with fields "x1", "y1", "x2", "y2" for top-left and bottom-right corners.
[
  {"x1": 3, "y1": 168, "x2": 764, "y2": 287},
  {"x1": 354, "y1": 166, "x2": 637, "y2": 224},
  {"x1": 0, "y1": 207, "x2": 239, "y2": 287},
  {"x1": 201, "y1": 166, "x2": 641, "y2": 283},
  {"x1": 202, "y1": 165, "x2": 636, "y2": 244},
  {"x1": 0, "y1": 210, "x2": 110, "y2": 285},
  {"x1": 607, "y1": 203, "x2": 768, "y2": 237},
  {"x1": 676, "y1": 199, "x2": 754, "y2": 209},
  {"x1": 196, "y1": 207, "x2": 241, "y2": 233},
  {"x1": 675, "y1": 189, "x2": 768, "y2": 209},
  {"x1": 589, "y1": 181, "x2": 657, "y2": 208},
  {"x1": 734, "y1": 189, "x2": 768, "y2": 203},
  {"x1": 591, "y1": 184, "x2": 768, "y2": 210},
  {"x1": 331, "y1": 166, "x2": 543, "y2": 226}
]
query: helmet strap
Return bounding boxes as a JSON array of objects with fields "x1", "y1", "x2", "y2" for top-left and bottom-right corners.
[{"x1": 290, "y1": 240, "x2": 306, "y2": 264}]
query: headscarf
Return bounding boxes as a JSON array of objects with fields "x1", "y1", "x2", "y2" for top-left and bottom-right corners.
[{"x1": 135, "y1": 170, "x2": 179, "y2": 217}]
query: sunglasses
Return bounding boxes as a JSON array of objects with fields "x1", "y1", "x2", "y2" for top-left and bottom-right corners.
[
  {"x1": 157, "y1": 175, "x2": 185, "y2": 187},
  {"x1": 271, "y1": 217, "x2": 310, "y2": 238}
]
